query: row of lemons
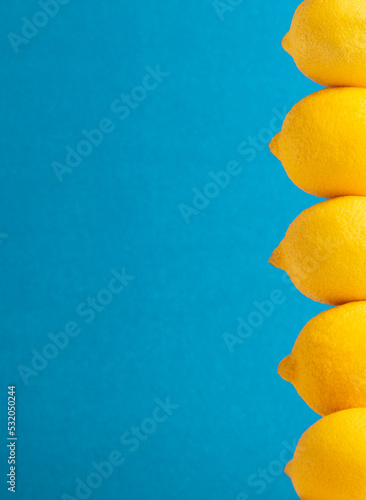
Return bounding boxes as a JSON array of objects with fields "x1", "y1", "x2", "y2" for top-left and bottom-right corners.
[{"x1": 269, "y1": 1, "x2": 366, "y2": 499}]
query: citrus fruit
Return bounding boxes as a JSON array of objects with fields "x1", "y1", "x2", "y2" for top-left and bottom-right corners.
[
  {"x1": 269, "y1": 196, "x2": 366, "y2": 305},
  {"x1": 269, "y1": 88, "x2": 366, "y2": 198},
  {"x1": 279, "y1": 302, "x2": 366, "y2": 416},
  {"x1": 286, "y1": 408, "x2": 366, "y2": 500},
  {"x1": 283, "y1": 0, "x2": 366, "y2": 87}
]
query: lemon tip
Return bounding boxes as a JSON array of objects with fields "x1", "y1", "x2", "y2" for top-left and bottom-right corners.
[
  {"x1": 269, "y1": 132, "x2": 281, "y2": 159},
  {"x1": 278, "y1": 355, "x2": 295, "y2": 383},
  {"x1": 281, "y1": 32, "x2": 292, "y2": 54},
  {"x1": 285, "y1": 459, "x2": 293, "y2": 477},
  {"x1": 269, "y1": 246, "x2": 283, "y2": 269}
]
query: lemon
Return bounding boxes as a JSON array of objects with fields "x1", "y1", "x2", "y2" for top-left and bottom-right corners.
[
  {"x1": 279, "y1": 302, "x2": 366, "y2": 416},
  {"x1": 269, "y1": 196, "x2": 366, "y2": 305},
  {"x1": 286, "y1": 408, "x2": 366, "y2": 500},
  {"x1": 269, "y1": 88, "x2": 366, "y2": 198},
  {"x1": 283, "y1": 0, "x2": 366, "y2": 87}
]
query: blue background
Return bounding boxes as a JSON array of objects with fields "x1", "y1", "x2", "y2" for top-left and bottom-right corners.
[{"x1": 0, "y1": 1, "x2": 326, "y2": 499}]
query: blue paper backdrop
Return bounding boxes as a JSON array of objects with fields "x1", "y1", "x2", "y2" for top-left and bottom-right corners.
[{"x1": 1, "y1": 1, "x2": 327, "y2": 499}]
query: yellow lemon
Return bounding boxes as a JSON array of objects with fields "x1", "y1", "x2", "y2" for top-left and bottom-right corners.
[
  {"x1": 283, "y1": 0, "x2": 366, "y2": 87},
  {"x1": 285, "y1": 408, "x2": 366, "y2": 500},
  {"x1": 279, "y1": 302, "x2": 366, "y2": 416},
  {"x1": 269, "y1": 196, "x2": 366, "y2": 305},
  {"x1": 269, "y1": 88, "x2": 366, "y2": 198}
]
